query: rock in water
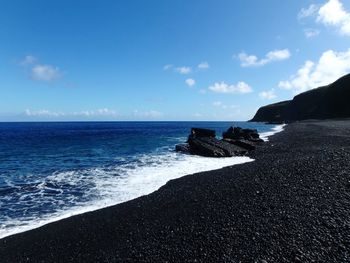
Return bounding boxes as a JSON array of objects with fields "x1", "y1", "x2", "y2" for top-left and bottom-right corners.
[
  {"x1": 223, "y1": 126, "x2": 262, "y2": 142},
  {"x1": 175, "y1": 143, "x2": 190, "y2": 153},
  {"x1": 223, "y1": 138, "x2": 256, "y2": 151},
  {"x1": 176, "y1": 126, "x2": 260, "y2": 158},
  {"x1": 200, "y1": 137, "x2": 247, "y2": 156},
  {"x1": 188, "y1": 137, "x2": 227, "y2": 157},
  {"x1": 190, "y1": 128, "x2": 216, "y2": 138},
  {"x1": 188, "y1": 137, "x2": 247, "y2": 157}
]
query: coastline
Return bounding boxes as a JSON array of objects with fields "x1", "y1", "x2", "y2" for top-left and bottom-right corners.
[
  {"x1": 0, "y1": 123, "x2": 284, "y2": 240},
  {"x1": 2, "y1": 120, "x2": 350, "y2": 262}
]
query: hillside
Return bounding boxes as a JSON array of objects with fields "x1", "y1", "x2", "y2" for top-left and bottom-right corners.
[{"x1": 250, "y1": 74, "x2": 350, "y2": 123}]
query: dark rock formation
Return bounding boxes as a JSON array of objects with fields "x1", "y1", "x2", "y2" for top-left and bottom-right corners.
[
  {"x1": 250, "y1": 73, "x2": 350, "y2": 123},
  {"x1": 188, "y1": 137, "x2": 247, "y2": 157},
  {"x1": 223, "y1": 139, "x2": 256, "y2": 151},
  {"x1": 176, "y1": 127, "x2": 264, "y2": 157},
  {"x1": 223, "y1": 127, "x2": 263, "y2": 143},
  {"x1": 251, "y1": 100, "x2": 293, "y2": 124},
  {"x1": 188, "y1": 137, "x2": 227, "y2": 157},
  {"x1": 175, "y1": 143, "x2": 190, "y2": 154},
  {"x1": 190, "y1": 128, "x2": 216, "y2": 138}
]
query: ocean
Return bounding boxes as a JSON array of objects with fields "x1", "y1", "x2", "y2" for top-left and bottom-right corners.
[{"x1": 0, "y1": 121, "x2": 282, "y2": 239}]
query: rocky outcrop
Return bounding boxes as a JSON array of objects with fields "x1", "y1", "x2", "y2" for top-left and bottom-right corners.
[
  {"x1": 223, "y1": 139, "x2": 256, "y2": 151},
  {"x1": 190, "y1": 128, "x2": 216, "y2": 138},
  {"x1": 175, "y1": 144, "x2": 190, "y2": 153},
  {"x1": 250, "y1": 100, "x2": 293, "y2": 124},
  {"x1": 176, "y1": 127, "x2": 264, "y2": 157},
  {"x1": 188, "y1": 137, "x2": 247, "y2": 157},
  {"x1": 222, "y1": 127, "x2": 263, "y2": 143},
  {"x1": 250, "y1": 73, "x2": 350, "y2": 123}
]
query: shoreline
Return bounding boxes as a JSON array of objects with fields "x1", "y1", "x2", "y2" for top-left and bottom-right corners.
[
  {"x1": 0, "y1": 124, "x2": 284, "y2": 240},
  {"x1": 3, "y1": 120, "x2": 349, "y2": 262}
]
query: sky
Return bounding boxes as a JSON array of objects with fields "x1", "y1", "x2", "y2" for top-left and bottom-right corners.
[{"x1": 0, "y1": 0, "x2": 350, "y2": 121}]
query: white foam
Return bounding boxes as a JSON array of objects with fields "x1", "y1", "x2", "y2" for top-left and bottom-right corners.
[
  {"x1": 0, "y1": 152, "x2": 253, "y2": 239},
  {"x1": 0, "y1": 124, "x2": 286, "y2": 239},
  {"x1": 260, "y1": 124, "x2": 286, "y2": 141}
]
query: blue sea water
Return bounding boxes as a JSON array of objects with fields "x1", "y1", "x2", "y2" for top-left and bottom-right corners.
[{"x1": 0, "y1": 121, "x2": 279, "y2": 238}]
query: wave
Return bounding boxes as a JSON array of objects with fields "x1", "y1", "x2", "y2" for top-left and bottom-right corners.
[
  {"x1": 0, "y1": 124, "x2": 284, "y2": 239},
  {"x1": 260, "y1": 124, "x2": 286, "y2": 141}
]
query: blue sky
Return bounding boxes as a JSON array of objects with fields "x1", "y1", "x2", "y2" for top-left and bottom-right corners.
[{"x1": 1, "y1": 0, "x2": 349, "y2": 121}]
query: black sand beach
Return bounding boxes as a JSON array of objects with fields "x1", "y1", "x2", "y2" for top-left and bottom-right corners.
[{"x1": 1, "y1": 120, "x2": 350, "y2": 262}]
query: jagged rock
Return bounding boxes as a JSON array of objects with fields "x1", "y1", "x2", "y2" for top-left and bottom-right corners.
[
  {"x1": 249, "y1": 138, "x2": 264, "y2": 143},
  {"x1": 175, "y1": 143, "x2": 190, "y2": 153},
  {"x1": 242, "y1": 128, "x2": 258, "y2": 134},
  {"x1": 223, "y1": 127, "x2": 262, "y2": 142},
  {"x1": 242, "y1": 129, "x2": 259, "y2": 138},
  {"x1": 176, "y1": 126, "x2": 260, "y2": 158},
  {"x1": 190, "y1": 128, "x2": 216, "y2": 138},
  {"x1": 188, "y1": 137, "x2": 226, "y2": 157},
  {"x1": 222, "y1": 127, "x2": 240, "y2": 140},
  {"x1": 188, "y1": 137, "x2": 247, "y2": 157},
  {"x1": 200, "y1": 137, "x2": 247, "y2": 156},
  {"x1": 223, "y1": 139, "x2": 256, "y2": 151}
]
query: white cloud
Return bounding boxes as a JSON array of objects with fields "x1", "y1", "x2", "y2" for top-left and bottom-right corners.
[
  {"x1": 76, "y1": 108, "x2": 118, "y2": 117},
  {"x1": 278, "y1": 80, "x2": 293, "y2": 90},
  {"x1": 31, "y1": 64, "x2": 62, "y2": 82},
  {"x1": 259, "y1": 89, "x2": 277, "y2": 100},
  {"x1": 278, "y1": 48, "x2": 350, "y2": 93},
  {"x1": 163, "y1": 64, "x2": 173, "y2": 70},
  {"x1": 298, "y1": 4, "x2": 319, "y2": 19},
  {"x1": 175, "y1": 66, "x2": 191, "y2": 74},
  {"x1": 133, "y1": 110, "x2": 163, "y2": 118},
  {"x1": 266, "y1": 49, "x2": 291, "y2": 60},
  {"x1": 300, "y1": 0, "x2": 350, "y2": 36},
  {"x1": 25, "y1": 109, "x2": 64, "y2": 117},
  {"x1": 96, "y1": 108, "x2": 117, "y2": 115},
  {"x1": 25, "y1": 108, "x2": 119, "y2": 118},
  {"x1": 212, "y1": 101, "x2": 223, "y2": 107},
  {"x1": 185, "y1": 78, "x2": 196, "y2": 87},
  {"x1": 19, "y1": 56, "x2": 65, "y2": 83},
  {"x1": 208, "y1": 81, "x2": 253, "y2": 94},
  {"x1": 212, "y1": 101, "x2": 238, "y2": 109},
  {"x1": 20, "y1": 55, "x2": 37, "y2": 65},
  {"x1": 198, "y1": 62, "x2": 210, "y2": 69},
  {"x1": 193, "y1": 113, "x2": 203, "y2": 118},
  {"x1": 317, "y1": 0, "x2": 350, "y2": 35},
  {"x1": 23, "y1": 109, "x2": 166, "y2": 120},
  {"x1": 304, "y1": 28, "x2": 321, "y2": 38},
  {"x1": 238, "y1": 49, "x2": 291, "y2": 67}
]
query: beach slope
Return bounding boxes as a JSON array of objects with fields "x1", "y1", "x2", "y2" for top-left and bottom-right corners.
[{"x1": 1, "y1": 120, "x2": 350, "y2": 262}]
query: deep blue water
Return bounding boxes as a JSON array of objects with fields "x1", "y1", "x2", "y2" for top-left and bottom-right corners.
[{"x1": 0, "y1": 121, "x2": 275, "y2": 238}]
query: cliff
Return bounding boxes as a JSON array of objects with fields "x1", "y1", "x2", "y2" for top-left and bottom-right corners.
[{"x1": 250, "y1": 73, "x2": 350, "y2": 123}]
